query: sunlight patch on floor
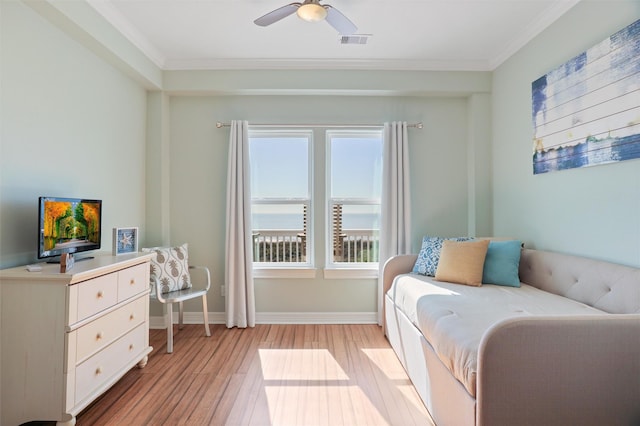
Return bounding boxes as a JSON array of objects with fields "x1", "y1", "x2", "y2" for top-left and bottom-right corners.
[
  {"x1": 263, "y1": 385, "x2": 389, "y2": 425},
  {"x1": 258, "y1": 348, "x2": 392, "y2": 425},
  {"x1": 258, "y1": 348, "x2": 350, "y2": 380},
  {"x1": 361, "y1": 348, "x2": 409, "y2": 380}
]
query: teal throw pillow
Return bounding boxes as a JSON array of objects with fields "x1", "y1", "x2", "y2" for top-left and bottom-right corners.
[{"x1": 482, "y1": 240, "x2": 522, "y2": 287}]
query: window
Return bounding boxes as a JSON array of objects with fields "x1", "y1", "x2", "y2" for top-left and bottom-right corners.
[
  {"x1": 326, "y1": 131, "x2": 383, "y2": 269},
  {"x1": 248, "y1": 127, "x2": 383, "y2": 276},
  {"x1": 249, "y1": 130, "x2": 312, "y2": 267}
]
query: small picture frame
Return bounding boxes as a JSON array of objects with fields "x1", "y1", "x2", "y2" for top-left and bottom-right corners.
[{"x1": 113, "y1": 227, "x2": 139, "y2": 255}]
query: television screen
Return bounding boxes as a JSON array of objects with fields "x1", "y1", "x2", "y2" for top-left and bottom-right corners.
[{"x1": 38, "y1": 196, "x2": 102, "y2": 260}]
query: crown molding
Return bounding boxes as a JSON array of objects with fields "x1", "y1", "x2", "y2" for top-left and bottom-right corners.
[
  {"x1": 489, "y1": 0, "x2": 581, "y2": 69},
  {"x1": 162, "y1": 57, "x2": 494, "y2": 72}
]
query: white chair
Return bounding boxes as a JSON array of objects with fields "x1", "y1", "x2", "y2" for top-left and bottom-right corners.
[{"x1": 150, "y1": 265, "x2": 211, "y2": 353}]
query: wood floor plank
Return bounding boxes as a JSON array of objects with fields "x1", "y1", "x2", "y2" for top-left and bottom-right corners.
[
  {"x1": 186, "y1": 374, "x2": 229, "y2": 425},
  {"x1": 168, "y1": 373, "x2": 214, "y2": 425},
  {"x1": 125, "y1": 331, "x2": 208, "y2": 424},
  {"x1": 225, "y1": 341, "x2": 271, "y2": 424},
  {"x1": 72, "y1": 324, "x2": 434, "y2": 426}
]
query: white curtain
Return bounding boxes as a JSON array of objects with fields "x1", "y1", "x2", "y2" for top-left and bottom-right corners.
[
  {"x1": 225, "y1": 120, "x2": 255, "y2": 328},
  {"x1": 378, "y1": 121, "x2": 412, "y2": 325}
]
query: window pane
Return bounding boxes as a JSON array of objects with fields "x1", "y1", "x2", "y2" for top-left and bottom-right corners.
[
  {"x1": 331, "y1": 203, "x2": 380, "y2": 263},
  {"x1": 330, "y1": 136, "x2": 382, "y2": 199},
  {"x1": 249, "y1": 131, "x2": 311, "y2": 265},
  {"x1": 250, "y1": 136, "x2": 309, "y2": 199},
  {"x1": 328, "y1": 131, "x2": 382, "y2": 266},
  {"x1": 252, "y1": 203, "x2": 308, "y2": 263},
  {"x1": 341, "y1": 204, "x2": 381, "y2": 231},
  {"x1": 252, "y1": 203, "x2": 307, "y2": 231}
]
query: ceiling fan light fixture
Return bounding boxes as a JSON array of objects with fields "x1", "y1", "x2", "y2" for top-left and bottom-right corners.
[{"x1": 297, "y1": 3, "x2": 327, "y2": 22}]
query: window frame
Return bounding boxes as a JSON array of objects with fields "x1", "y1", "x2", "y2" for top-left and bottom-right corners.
[
  {"x1": 324, "y1": 129, "x2": 383, "y2": 274},
  {"x1": 248, "y1": 129, "x2": 314, "y2": 276}
]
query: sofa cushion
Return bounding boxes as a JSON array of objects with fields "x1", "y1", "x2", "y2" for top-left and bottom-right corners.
[
  {"x1": 412, "y1": 236, "x2": 472, "y2": 276},
  {"x1": 435, "y1": 239, "x2": 489, "y2": 286},
  {"x1": 482, "y1": 240, "x2": 522, "y2": 287},
  {"x1": 387, "y1": 273, "x2": 606, "y2": 397}
]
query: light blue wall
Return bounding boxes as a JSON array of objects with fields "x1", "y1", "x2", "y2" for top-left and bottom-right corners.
[
  {"x1": 492, "y1": 2, "x2": 640, "y2": 266},
  {"x1": 0, "y1": 1, "x2": 148, "y2": 268},
  {"x1": 167, "y1": 94, "x2": 485, "y2": 315}
]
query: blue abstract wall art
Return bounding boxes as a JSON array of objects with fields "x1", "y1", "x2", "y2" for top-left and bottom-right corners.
[{"x1": 532, "y1": 19, "x2": 640, "y2": 174}]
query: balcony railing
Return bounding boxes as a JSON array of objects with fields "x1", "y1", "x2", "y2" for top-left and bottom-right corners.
[
  {"x1": 252, "y1": 229, "x2": 379, "y2": 263},
  {"x1": 335, "y1": 230, "x2": 379, "y2": 263},
  {"x1": 253, "y1": 231, "x2": 306, "y2": 263}
]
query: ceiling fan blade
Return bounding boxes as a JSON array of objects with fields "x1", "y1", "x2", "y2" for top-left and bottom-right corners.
[
  {"x1": 254, "y1": 3, "x2": 300, "y2": 27},
  {"x1": 324, "y1": 5, "x2": 357, "y2": 35}
]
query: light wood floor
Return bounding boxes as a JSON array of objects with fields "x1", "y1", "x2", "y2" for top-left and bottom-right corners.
[{"x1": 74, "y1": 324, "x2": 435, "y2": 426}]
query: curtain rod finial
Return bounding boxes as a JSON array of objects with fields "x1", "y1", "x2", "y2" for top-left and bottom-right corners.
[{"x1": 216, "y1": 122, "x2": 223, "y2": 128}]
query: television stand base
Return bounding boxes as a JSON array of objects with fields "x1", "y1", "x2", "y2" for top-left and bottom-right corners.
[{"x1": 46, "y1": 255, "x2": 95, "y2": 264}]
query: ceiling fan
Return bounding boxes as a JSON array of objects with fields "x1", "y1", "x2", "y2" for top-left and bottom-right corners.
[{"x1": 254, "y1": 0, "x2": 357, "y2": 35}]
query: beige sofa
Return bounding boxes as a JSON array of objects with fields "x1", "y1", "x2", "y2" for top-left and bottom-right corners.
[{"x1": 383, "y1": 248, "x2": 640, "y2": 426}]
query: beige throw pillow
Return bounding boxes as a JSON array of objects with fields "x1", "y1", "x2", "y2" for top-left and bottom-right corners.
[{"x1": 435, "y1": 239, "x2": 490, "y2": 286}]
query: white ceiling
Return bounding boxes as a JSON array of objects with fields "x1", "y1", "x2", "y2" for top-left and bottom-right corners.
[{"x1": 87, "y1": 0, "x2": 580, "y2": 71}]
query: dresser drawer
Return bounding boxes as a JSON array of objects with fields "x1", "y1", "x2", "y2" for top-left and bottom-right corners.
[
  {"x1": 75, "y1": 323, "x2": 146, "y2": 405},
  {"x1": 76, "y1": 273, "x2": 118, "y2": 321},
  {"x1": 75, "y1": 296, "x2": 147, "y2": 363},
  {"x1": 118, "y1": 263, "x2": 149, "y2": 302}
]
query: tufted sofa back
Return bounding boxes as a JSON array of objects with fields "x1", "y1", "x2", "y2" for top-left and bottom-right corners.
[{"x1": 519, "y1": 249, "x2": 640, "y2": 314}]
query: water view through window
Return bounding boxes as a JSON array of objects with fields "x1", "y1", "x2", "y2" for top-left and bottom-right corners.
[
  {"x1": 249, "y1": 132, "x2": 311, "y2": 264},
  {"x1": 328, "y1": 132, "x2": 382, "y2": 264},
  {"x1": 249, "y1": 129, "x2": 382, "y2": 265}
]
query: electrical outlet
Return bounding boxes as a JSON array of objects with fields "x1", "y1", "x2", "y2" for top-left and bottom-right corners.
[{"x1": 220, "y1": 284, "x2": 225, "y2": 297}]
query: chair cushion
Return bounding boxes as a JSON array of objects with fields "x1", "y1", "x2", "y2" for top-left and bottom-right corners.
[{"x1": 142, "y1": 243, "x2": 192, "y2": 293}]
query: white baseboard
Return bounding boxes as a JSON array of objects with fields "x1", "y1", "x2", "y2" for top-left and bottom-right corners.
[
  {"x1": 149, "y1": 311, "x2": 378, "y2": 329},
  {"x1": 256, "y1": 312, "x2": 378, "y2": 324}
]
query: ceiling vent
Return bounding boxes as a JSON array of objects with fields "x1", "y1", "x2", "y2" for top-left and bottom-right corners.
[{"x1": 340, "y1": 34, "x2": 370, "y2": 45}]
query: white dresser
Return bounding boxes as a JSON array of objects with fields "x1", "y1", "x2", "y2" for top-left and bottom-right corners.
[{"x1": 0, "y1": 253, "x2": 154, "y2": 426}]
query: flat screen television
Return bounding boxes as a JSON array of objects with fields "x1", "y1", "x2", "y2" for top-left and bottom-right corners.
[{"x1": 38, "y1": 196, "x2": 102, "y2": 261}]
